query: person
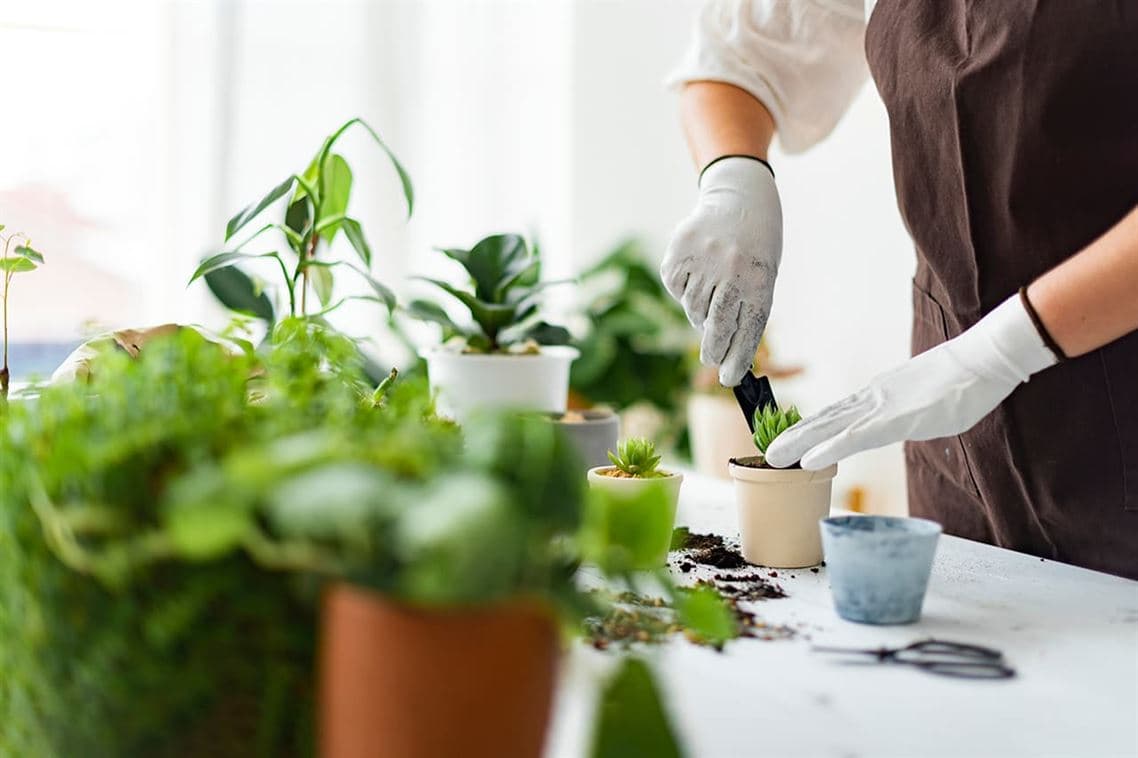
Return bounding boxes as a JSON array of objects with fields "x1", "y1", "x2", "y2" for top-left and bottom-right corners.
[{"x1": 661, "y1": 0, "x2": 1138, "y2": 579}]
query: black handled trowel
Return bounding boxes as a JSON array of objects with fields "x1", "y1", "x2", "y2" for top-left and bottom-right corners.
[{"x1": 732, "y1": 370, "x2": 778, "y2": 434}]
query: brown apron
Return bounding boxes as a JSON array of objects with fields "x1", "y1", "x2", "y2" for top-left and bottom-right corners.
[{"x1": 865, "y1": 0, "x2": 1138, "y2": 579}]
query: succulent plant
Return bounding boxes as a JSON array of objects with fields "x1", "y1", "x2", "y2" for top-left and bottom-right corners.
[
  {"x1": 408, "y1": 233, "x2": 571, "y2": 353},
  {"x1": 752, "y1": 404, "x2": 802, "y2": 456},
  {"x1": 606, "y1": 437, "x2": 665, "y2": 478}
]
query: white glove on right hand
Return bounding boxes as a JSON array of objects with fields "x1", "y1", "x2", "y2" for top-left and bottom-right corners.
[{"x1": 661, "y1": 156, "x2": 782, "y2": 387}]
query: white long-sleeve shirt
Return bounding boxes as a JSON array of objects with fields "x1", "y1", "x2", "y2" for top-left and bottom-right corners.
[{"x1": 668, "y1": 0, "x2": 870, "y2": 154}]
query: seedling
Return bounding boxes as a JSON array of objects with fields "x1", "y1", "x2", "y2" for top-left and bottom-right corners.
[
  {"x1": 605, "y1": 437, "x2": 665, "y2": 479},
  {"x1": 190, "y1": 117, "x2": 411, "y2": 321},
  {"x1": 0, "y1": 226, "x2": 44, "y2": 400},
  {"x1": 752, "y1": 404, "x2": 802, "y2": 460},
  {"x1": 408, "y1": 233, "x2": 571, "y2": 353}
]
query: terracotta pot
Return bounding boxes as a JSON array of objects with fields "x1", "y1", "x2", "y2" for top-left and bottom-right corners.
[
  {"x1": 687, "y1": 394, "x2": 756, "y2": 479},
  {"x1": 319, "y1": 584, "x2": 559, "y2": 758},
  {"x1": 729, "y1": 456, "x2": 837, "y2": 568}
]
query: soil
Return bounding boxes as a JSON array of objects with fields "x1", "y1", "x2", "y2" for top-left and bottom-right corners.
[
  {"x1": 675, "y1": 531, "x2": 748, "y2": 570},
  {"x1": 708, "y1": 574, "x2": 787, "y2": 602},
  {"x1": 595, "y1": 467, "x2": 672, "y2": 479},
  {"x1": 730, "y1": 455, "x2": 803, "y2": 471}
]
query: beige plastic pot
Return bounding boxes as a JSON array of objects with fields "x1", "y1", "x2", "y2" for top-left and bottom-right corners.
[
  {"x1": 423, "y1": 346, "x2": 578, "y2": 421},
  {"x1": 586, "y1": 467, "x2": 683, "y2": 567},
  {"x1": 687, "y1": 394, "x2": 758, "y2": 479},
  {"x1": 729, "y1": 457, "x2": 837, "y2": 568}
]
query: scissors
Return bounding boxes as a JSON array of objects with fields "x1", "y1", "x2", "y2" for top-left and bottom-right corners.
[{"x1": 813, "y1": 639, "x2": 1016, "y2": 680}]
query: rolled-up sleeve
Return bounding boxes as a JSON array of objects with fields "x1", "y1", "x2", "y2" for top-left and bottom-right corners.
[{"x1": 668, "y1": 0, "x2": 869, "y2": 154}]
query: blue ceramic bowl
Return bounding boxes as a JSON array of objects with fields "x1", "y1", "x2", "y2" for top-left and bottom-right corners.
[{"x1": 821, "y1": 515, "x2": 942, "y2": 625}]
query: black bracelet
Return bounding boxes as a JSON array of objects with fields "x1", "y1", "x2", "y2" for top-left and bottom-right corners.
[
  {"x1": 699, "y1": 154, "x2": 775, "y2": 185},
  {"x1": 1019, "y1": 286, "x2": 1068, "y2": 362}
]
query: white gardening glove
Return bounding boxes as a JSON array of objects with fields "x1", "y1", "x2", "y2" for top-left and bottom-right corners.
[
  {"x1": 662, "y1": 156, "x2": 781, "y2": 387},
  {"x1": 765, "y1": 294, "x2": 1060, "y2": 470}
]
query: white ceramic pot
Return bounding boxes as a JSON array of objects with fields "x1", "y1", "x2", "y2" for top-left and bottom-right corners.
[
  {"x1": 423, "y1": 346, "x2": 578, "y2": 421},
  {"x1": 729, "y1": 457, "x2": 837, "y2": 568},
  {"x1": 586, "y1": 467, "x2": 683, "y2": 568},
  {"x1": 687, "y1": 393, "x2": 757, "y2": 480}
]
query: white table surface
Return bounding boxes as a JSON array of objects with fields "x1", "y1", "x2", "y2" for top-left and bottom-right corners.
[{"x1": 547, "y1": 472, "x2": 1138, "y2": 758}]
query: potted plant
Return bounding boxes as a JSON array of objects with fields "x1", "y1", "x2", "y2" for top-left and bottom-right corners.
[
  {"x1": 549, "y1": 408, "x2": 620, "y2": 471},
  {"x1": 729, "y1": 404, "x2": 837, "y2": 568},
  {"x1": 688, "y1": 337, "x2": 803, "y2": 479},
  {"x1": 569, "y1": 239, "x2": 696, "y2": 446},
  {"x1": 0, "y1": 225, "x2": 44, "y2": 402},
  {"x1": 407, "y1": 233, "x2": 577, "y2": 420},
  {"x1": 586, "y1": 438, "x2": 683, "y2": 568}
]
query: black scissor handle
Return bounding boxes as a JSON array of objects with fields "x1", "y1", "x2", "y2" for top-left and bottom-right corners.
[{"x1": 905, "y1": 639, "x2": 1004, "y2": 660}]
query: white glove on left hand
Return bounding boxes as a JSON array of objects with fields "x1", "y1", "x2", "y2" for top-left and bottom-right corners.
[{"x1": 764, "y1": 294, "x2": 1059, "y2": 470}]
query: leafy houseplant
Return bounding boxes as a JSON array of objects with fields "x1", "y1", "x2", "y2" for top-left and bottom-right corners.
[
  {"x1": 409, "y1": 233, "x2": 579, "y2": 419},
  {"x1": 190, "y1": 117, "x2": 410, "y2": 327},
  {"x1": 0, "y1": 226, "x2": 43, "y2": 400},
  {"x1": 0, "y1": 324, "x2": 718, "y2": 757},
  {"x1": 728, "y1": 403, "x2": 836, "y2": 569},
  {"x1": 586, "y1": 438, "x2": 683, "y2": 569}
]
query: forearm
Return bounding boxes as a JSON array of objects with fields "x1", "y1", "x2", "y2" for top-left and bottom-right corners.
[
  {"x1": 1028, "y1": 206, "x2": 1138, "y2": 358},
  {"x1": 680, "y1": 82, "x2": 776, "y2": 170}
]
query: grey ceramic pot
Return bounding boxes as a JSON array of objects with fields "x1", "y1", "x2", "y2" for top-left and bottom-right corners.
[
  {"x1": 821, "y1": 515, "x2": 942, "y2": 625},
  {"x1": 550, "y1": 409, "x2": 620, "y2": 471}
]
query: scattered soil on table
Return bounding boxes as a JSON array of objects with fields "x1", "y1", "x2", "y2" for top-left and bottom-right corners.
[
  {"x1": 676, "y1": 532, "x2": 748, "y2": 569},
  {"x1": 709, "y1": 574, "x2": 786, "y2": 602}
]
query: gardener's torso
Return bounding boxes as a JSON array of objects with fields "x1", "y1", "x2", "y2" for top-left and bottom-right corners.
[{"x1": 865, "y1": 0, "x2": 1138, "y2": 578}]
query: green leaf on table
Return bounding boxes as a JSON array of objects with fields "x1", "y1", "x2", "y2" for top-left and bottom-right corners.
[
  {"x1": 590, "y1": 658, "x2": 684, "y2": 758},
  {"x1": 204, "y1": 265, "x2": 275, "y2": 323},
  {"x1": 676, "y1": 585, "x2": 737, "y2": 647},
  {"x1": 225, "y1": 175, "x2": 295, "y2": 241},
  {"x1": 341, "y1": 217, "x2": 372, "y2": 266},
  {"x1": 317, "y1": 153, "x2": 352, "y2": 242},
  {"x1": 669, "y1": 526, "x2": 691, "y2": 551}
]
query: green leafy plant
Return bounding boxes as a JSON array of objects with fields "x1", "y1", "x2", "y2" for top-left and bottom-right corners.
[
  {"x1": 752, "y1": 404, "x2": 802, "y2": 457},
  {"x1": 407, "y1": 233, "x2": 571, "y2": 353},
  {"x1": 0, "y1": 226, "x2": 44, "y2": 400},
  {"x1": 190, "y1": 117, "x2": 411, "y2": 323},
  {"x1": 605, "y1": 437, "x2": 665, "y2": 478},
  {"x1": 571, "y1": 239, "x2": 696, "y2": 413}
]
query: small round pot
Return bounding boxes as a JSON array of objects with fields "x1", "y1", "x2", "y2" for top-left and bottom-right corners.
[
  {"x1": 551, "y1": 409, "x2": 620, "y2": 471},
  {"x1": 687, "y1": 393, "x2": 757, "y2": 479},
  {"x1": 586, "y1": 467, "x2": 683, "y2": 568},
  {"x1": 423, "y1": 346, "x2": 578, "y2": 421},
  {"x1": 319, "y1": 584, "x2": 559, "y2": 758},
  {"x1": 821, "y1": 515, "x2": 942, "y2": 625},
  {"x1": 729, "y1": 457, "x2": 837, "y2": 568}
]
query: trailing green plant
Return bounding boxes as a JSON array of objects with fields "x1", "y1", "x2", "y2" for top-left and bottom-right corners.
[
  {"x1": 407, "y1": 233, "x2": 571, "y2": 353},
  {"x1": 752, "y1": 404, "x2": 803, "y2": 458},
  {"x1": 570, "y1": 238, "x2": 696, "y2": 413},
  {"x1": 0, "y1": 225, "x2": 43, "y2": 400},
  {"x1": 606, "y1": 437, "x2": 665, "y2": 478},
  {"x1": 190, "y1": 117, "x2": 411, "y2": 324}
]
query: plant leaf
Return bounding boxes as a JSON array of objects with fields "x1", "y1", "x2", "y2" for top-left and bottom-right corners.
[
  {"x1": 311, "y1": 264, "x2": 334, "y2": 308},
  {"x1": 189, "y1": 251, "x2": 283, "y2": 284},
  {"x1": 317, "y1": 153, "x2": 353, "y2": 242},
  {"x1": 519, "y1": 321, "x2": 571, "y2": 346},
  {"x1": 406, "y1": 299, "x2": 466, "y2": 334},
  {"x1": 676, "y1": 585, "x2": 737, "y2": 647},
  {"x1": 0, "y1": 257, "x2": 37, "y2": 273},
  {"x1": 204, "y1": 265, "x2": 275, "y2": 323},
  {"x1": 414, "y1": 277, "x2": 514, "y2": 338},
  {"x1": 13, "y1": 245, "x2": 44, "y2": 264},
  {"x1": 341, "y1": 217, "x2": 372, "y2": 267},
  {"x1": 464, "y1": 234, "x2": 527, "y2": 301},
  {"x1": 225, "y1": 175, "x2": 295, "y2": 241},
  {"x1": 590, "y1": 658, "x2": 684, "y2": 758},
  {"x1": 285, "y1": 197, "x2": 313, "y2": 238},
  {"x1": 318, "y1": 117, "x2": 414, "y2": 217}
]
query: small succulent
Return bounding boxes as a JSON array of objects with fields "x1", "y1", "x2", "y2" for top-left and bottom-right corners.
[
  {"x1": 409, "y1": 233, "x2": 571, "y2": 353},
  {"x1": 607, "y1": 437, "x2": 665, "y2": 478},
  {"x1": 752, "y1": 404, "x2": 802, "y2": 456}
]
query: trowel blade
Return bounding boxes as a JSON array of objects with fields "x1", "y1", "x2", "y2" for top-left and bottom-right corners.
[{"x1": 732, "y1": 371, "x2": 778, "y2": 434}]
